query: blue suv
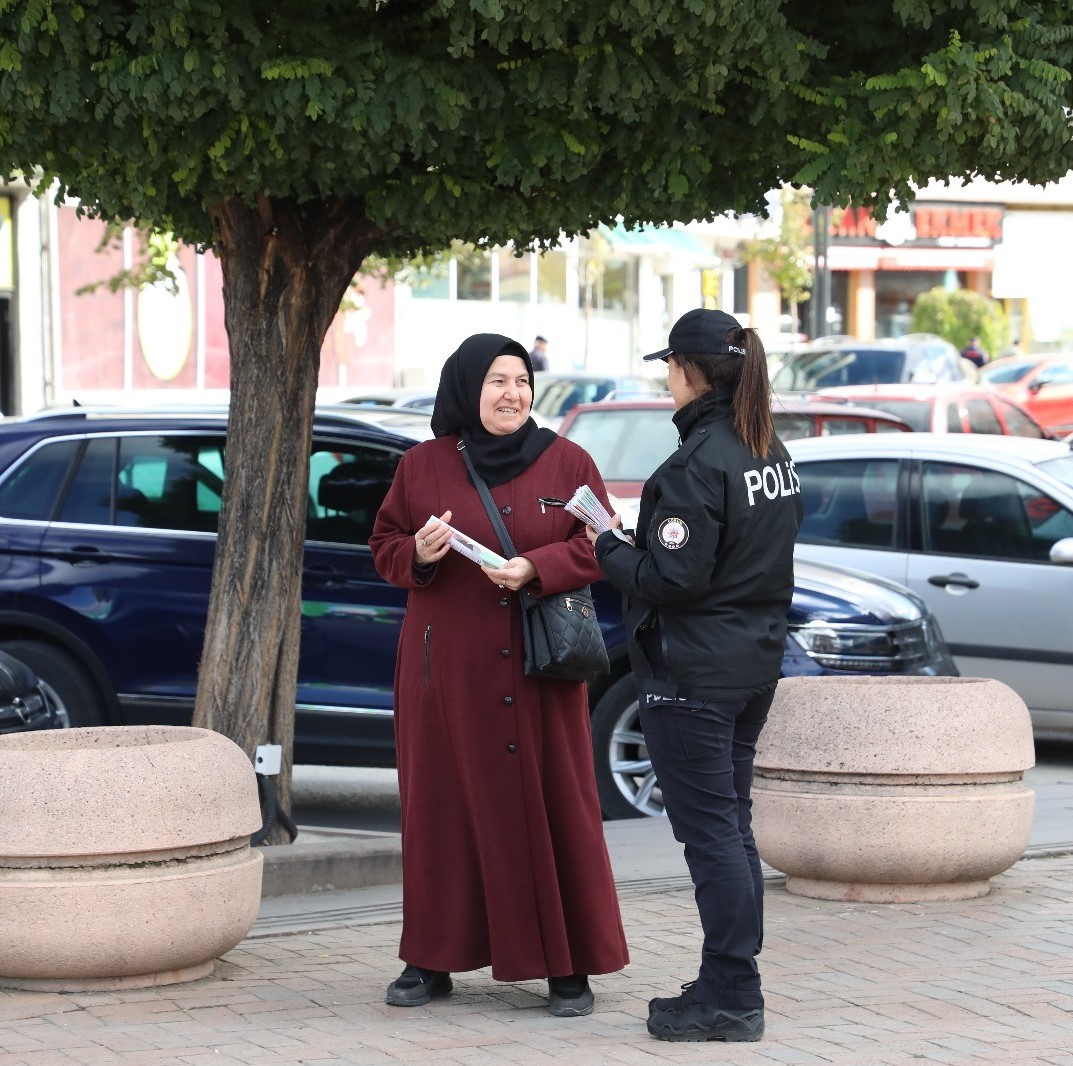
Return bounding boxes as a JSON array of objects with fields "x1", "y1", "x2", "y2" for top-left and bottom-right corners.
[{"x1": 0, "y1": 405, "x2": 956, "y2": 818}]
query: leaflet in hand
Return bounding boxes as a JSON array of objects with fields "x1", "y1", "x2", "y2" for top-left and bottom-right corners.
[
  {"x1": 428, "y1": 516, "x2": 507, "y2": 568},
  {"x1": 565, "y1": 484, "x2": 614, "y2": 534}
]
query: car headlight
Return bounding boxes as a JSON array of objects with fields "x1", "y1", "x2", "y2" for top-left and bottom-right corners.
[{"x1": 788, "y1": 622, "x2": 899, "y2": 672}]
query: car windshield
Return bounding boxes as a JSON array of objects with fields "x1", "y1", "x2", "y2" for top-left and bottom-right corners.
[
  {"x1": 1037, "y1": 454, "x2": 1073, "y2": 492},
  {"x1": 561, "y1": 408, "x2": 679, "y2": 480},
  {"x1": 533, "y1": 378, "x2": 615, "y2": 418},
  {"x1": 771, "y1": 348, "x2": 907, "y2": 391},
  {"x1": 980, "y1": 361, "x2": 1039, "y2": 384}
]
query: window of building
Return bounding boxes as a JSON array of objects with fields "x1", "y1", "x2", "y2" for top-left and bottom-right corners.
[
  {"x1": 408, "y1": 263, "x2": 450, "y2": 300},
  {"x1": 536, "y1": 250, "x2": 568, "y2": 305},
  {"x1": 457, "y1": 253, "x2": 492, "y2": 301},
  {"x1": 875, "y1": 271, "x2": 963, "y2": 338},
  {"x1": 733, "y1": 264, "x2": 750, "y2": 316},
  {"x1": 579, "y1": 256, "x2": 630, "y2": 316},
  {"x1": 498, "y1": 250, "x2": 531, "y2": 302}
]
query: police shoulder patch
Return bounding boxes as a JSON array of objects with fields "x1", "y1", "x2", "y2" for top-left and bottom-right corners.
[{"x1": 657, "y1": 516, "x2": 690, "y2": 549}]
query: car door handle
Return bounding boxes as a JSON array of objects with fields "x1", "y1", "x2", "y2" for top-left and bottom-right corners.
[
  {"x1": 928, "y1": 573, "x2": 980, "y2": 590},
  {"x1": 62, "y1": 544, "x2": 103, "y2": 558}
]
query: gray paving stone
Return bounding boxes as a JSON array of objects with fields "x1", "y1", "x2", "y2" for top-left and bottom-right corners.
[{"x1": 1, "y1": 852, "x2": 1071, "y2": 1065}]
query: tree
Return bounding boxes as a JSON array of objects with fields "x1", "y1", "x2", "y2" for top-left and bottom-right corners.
[
  {"x1": 3, "y1": 2, "x2": 1072, "y2": 835},
  {"x1": 912, "y1": 286, "x2": 1010, "y2": 357},
  {"x1": 740, "y1": 187, "x2": 814, "y2": 337}
]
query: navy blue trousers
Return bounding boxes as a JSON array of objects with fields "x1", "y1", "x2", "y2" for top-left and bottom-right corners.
[{"x1": 640, "y1": 687, "x2": 775, "y2": 1011}]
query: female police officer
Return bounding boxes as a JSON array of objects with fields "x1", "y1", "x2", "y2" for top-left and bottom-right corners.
[{"x1": 589, "y1": 308, "x2": 801, "y2": 1043}]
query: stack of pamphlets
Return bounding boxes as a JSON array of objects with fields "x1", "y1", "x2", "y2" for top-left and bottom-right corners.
[
  {"x1": 428, "y1": 515, "x2": 507, "y2": 568},
  {"x1": 565, "y1": 485, "x2": 614, "y2": 533}
]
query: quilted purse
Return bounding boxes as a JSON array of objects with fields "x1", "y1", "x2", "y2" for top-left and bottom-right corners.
[{"x1": 460, "y1": 444, "x2": 610, "y2": 683}]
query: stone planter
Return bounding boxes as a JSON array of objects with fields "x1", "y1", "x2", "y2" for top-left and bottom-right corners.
[
  {"x1": 0, "y1": 725, "x2": 263, "y2": 991},
  {"x1": 752, "y1": 676, "x2": 1034, "y2": 903}
]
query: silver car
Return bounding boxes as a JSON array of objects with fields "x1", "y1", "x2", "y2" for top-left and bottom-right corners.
[
  {"x1": 787, "y1": 432, "x2": 1073, "y2": 739},
  {"x1": 772, "y1": 334, "x2": 972, "y2": 393}
]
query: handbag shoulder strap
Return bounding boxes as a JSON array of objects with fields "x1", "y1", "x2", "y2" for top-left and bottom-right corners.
[{"x1": 458, "y1": 442, "x2": 517, "y2": 558}]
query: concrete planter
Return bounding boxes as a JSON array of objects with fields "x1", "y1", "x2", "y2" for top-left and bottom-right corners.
[
  {"x1": 752, "y1": 676, "x2": 1034, "y2": 903},
  {"x1": 0, "y1": 725, "x2": 263, "y2": 991}
]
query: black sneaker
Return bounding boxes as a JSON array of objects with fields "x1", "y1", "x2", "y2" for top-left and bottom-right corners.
[
  {"x1": 648, "y1": 980, "x2": 696, "y2": 1015},
  {"x1": 647, "y1": 1003, "x2": 764, "y2": 1042},
  {"x1": 385, "y1": 964, "x2": 453, "y2": 1006},
  {"x1": 548, "y1": 974, "x2": 595, "y2": 1017}
]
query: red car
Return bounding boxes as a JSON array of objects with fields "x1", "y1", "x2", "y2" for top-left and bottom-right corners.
[
  {"x1": 808, "y1": 382, "x2": 1051, "y2": 439},
  {"x1": 558, "y1": 397, "x2": 910, "y2": 498},
  {"x1": 980, "y1": 354, "x2": 1073, "y2": 436}
]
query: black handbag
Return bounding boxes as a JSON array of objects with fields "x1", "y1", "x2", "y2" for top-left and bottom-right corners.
[{"x1": 460, "y1": 444, "x2": 610, "y2": 683}]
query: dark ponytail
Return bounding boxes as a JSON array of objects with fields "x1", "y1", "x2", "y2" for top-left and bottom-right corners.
[{"x1": 675, "y1": 327, "x2": 775, "y2": 459}]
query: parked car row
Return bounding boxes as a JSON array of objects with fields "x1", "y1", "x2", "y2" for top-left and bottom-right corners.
[
  {"x1": 562, "y1": 393, "x2": 1073, "y2": 746},
  {"x1": 531, "y1": 372, "x2": 666, "y2": 427},
  {"x1": 0, "y1": 403, "x2": 956, "y2": 819},
  {"x1": 558, "y1": 396, "x2": 911, "y2": 498}
]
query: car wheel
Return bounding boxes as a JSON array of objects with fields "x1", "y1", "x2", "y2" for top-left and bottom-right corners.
[
  {"x1": 0, "y1": 640, "x2": 106, "y2": 728},
  {"x1": 590, "y1": 675, "x2": 664, "y2": 819}
]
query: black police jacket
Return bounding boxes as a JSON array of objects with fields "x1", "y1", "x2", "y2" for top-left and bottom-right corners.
[{"x1": 596, "y1": 393, "x2": 802, "y2": 701}]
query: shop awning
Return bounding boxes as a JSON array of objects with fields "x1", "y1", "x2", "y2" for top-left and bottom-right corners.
[
  {"x1": 600, "y1": 223, "x2": 719, "y2": 263},
  {"x1": 827, "y1": 245, "x2": 995, "y2": 272}
]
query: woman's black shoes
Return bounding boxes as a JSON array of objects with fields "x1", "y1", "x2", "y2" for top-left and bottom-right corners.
[
  {"x1": 647, "y1": 1001, "x2": 764, "y2": 1042},
  {"x1": 547, "y1": 974, "x2": 595, "y2": 1017},
  {"x1": 385, "y1": 965, "x2": 453, "y2": 1006}
]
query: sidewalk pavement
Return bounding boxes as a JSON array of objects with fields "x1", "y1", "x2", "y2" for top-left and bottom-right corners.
[{"x1": 2, "y1": 818, "x2": 1072, "y2": 1066}]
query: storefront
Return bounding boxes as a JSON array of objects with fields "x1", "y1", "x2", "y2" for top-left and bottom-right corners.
[{"x1": 824, "y1": 202, "x2": 1002, "y2": 339}]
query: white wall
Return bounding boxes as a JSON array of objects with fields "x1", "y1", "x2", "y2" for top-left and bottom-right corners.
[{"x1": 9, "y1": 186, "x2": 51, "y2": 414}]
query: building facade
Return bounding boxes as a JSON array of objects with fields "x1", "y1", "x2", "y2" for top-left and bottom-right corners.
[{"x1": 3, "y1": 175, "x2": 1071, "y2": 415}]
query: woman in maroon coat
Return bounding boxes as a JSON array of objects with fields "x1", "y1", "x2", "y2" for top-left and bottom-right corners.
[{"x1": 369, "y1": 333, "x2": 628, "y2": 1017}]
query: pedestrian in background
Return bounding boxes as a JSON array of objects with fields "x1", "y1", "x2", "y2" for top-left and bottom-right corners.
[
  {"x1": 370, "y1": 332, "x2": 628, "y2": 1018},
  {"x1": 588, "y1": 308, "x2": 801, "y2": 1043},
  {"x1": 961, "y1": 335, "x2": 988, "y2": 368},
  {"x1": 528, "y1": 334, "x2": 549, "y2": 370}
]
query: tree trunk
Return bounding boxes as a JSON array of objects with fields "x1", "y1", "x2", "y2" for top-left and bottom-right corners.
[{"x1": 193, "y1": 194, "x2": 383, "y2": 843}]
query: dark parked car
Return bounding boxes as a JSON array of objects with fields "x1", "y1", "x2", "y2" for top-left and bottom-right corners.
[
  {"x1": 0, "y1": 404, "x2": 955, "y2": 818},
  {"x1": 0, "y1": 647, "x2": 66, "y2": 734}
]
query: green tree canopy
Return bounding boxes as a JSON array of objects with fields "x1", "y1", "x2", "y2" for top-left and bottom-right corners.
[
  {"x1": 3, "y1": 1, "x2": 1072, "y2": 832},
  {"x1": 4, "y1": 1, "x2": 1072, "y2": 248}
]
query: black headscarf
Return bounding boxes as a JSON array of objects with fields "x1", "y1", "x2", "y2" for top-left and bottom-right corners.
[{"x1": 430, "y1": 333, "x2": 557, "y2": 487}]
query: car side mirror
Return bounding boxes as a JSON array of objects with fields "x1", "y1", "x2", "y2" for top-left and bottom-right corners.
[
  {"x1": 1028, "y1": 380, "x2": 1046, "y2": 394},
  {"x1": 1049, "y1": 537, "x2": 1073, "y2": 565}
]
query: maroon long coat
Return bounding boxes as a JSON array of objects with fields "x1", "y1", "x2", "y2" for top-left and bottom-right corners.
[{"x1": 369, "y1": 434, "x2": 629, "y2": 981}]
